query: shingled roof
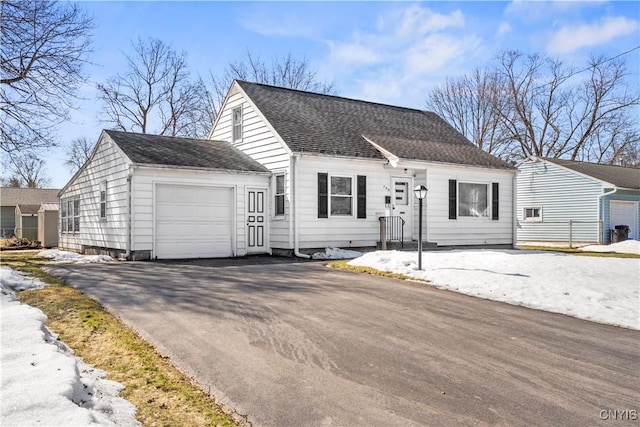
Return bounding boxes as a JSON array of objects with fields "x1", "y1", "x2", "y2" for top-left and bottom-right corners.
[
  {"x1": 546, "y1": 158, "x2": 640, "y2": 190},
  {"x1": 237, "y1": 81, "x2": 513, "y2": 170},
  {"x1": 0, "y1": 188, "x2": 60, "y2": 207},
  {"x1": 105, "y1": 130, "x2": 269, "y2": 173}
]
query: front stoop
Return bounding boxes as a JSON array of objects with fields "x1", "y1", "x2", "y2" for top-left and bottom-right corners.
[{"x1": 376, "y1": 241, "x2": 438, "y2": 251}]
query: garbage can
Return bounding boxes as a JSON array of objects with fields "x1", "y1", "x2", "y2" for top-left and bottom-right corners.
[{"x1": 611, "y1": 225, "x2": 630, "y2": 243}]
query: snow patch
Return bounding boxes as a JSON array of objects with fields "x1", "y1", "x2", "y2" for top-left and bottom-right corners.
[
  {"x1": 580, "y1": 240, "x2": 639, "y2": 255},
  {"x1": 311, "y1": 247, "x2": 364, "y2": 260},
  {"x1": 36, "y1": 249, "x2": 113, "y2": 264}
]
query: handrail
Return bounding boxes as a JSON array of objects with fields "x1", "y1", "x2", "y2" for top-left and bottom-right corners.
[{"x1": 379, "y1": 216, "x2": 405, "y2": 248}]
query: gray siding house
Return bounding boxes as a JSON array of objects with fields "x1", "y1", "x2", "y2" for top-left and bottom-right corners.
[
  {"x1": 517, "y1": 157, "x2": 640, "y2": 244},
  {"x1": 0, "y1": 187, "x2": 59, "y2": 238}
]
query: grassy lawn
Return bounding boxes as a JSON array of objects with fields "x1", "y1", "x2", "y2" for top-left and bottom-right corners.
[
  {"x1": 516, "y1": 245, "x2": 640, "y2": 259},
  {"x1": 1, "y1": 251, "x2": 237, "y2": 427}
]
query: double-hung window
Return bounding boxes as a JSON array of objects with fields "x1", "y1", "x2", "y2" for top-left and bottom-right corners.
[
  {"x1": 275, "y1": 174, "x2": 285, "y2": 216},
  {"x1": 232, "y1": 106, "x2": 243, "y2": 142},
  {"x1": 100, "y1": 181, "x2": 107, "y2": 220},
  {"x1": 330, "y1": 175, "x2": 353, "y2": 216},
  {"x1": 61, "y1": 197, "x2": 81, "y2": 233}
]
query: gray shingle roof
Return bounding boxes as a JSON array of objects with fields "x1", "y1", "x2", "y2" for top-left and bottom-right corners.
[
  {"x1": 546, "y1": 158, "x2": 640, "y2": 190},
  {"x1": 16, "y1": 204, "x2": 40, "y2": 215},
  {"x1": 0, "y1": 188, "x2": 60, "y2": 207},
  {"x1": 105, "y1": 130, "x2": 269, "y2": 173},
  {"x1": 237, "y1": 81, "x2": 514, "y2": 170}
]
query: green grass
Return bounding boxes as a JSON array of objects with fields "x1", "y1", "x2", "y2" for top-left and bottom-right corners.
[
  {"x1": 516, "y1": 245, "x2": 640, "y2": 259},
  {"x1": 1, "y1": 251, "x2": 238, "y2": 427},
  {"x1": 327, "y1": 259, "x2": 429, "y2": 282}
]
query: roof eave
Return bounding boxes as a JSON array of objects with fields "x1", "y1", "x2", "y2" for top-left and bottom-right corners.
[{"x1": 130, "y1": 163, "x2": 271, "y2": 175}]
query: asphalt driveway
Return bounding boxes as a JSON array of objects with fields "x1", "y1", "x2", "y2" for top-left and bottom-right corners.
[{"x1": 47, "y1": 257, "x2": 639, "y2": 426}]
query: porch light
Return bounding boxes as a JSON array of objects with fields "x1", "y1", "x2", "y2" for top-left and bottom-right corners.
[{"x1": 414, "y1": 185, "x2": 428, "y2": 270}]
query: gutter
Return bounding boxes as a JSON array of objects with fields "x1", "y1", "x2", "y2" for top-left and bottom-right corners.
[
  {"x1": 292, "y1": 154, "x2": 310, "y2": 259},
  {"x1": 597, "y1": 187, "x2": 618, "y2": 244}
]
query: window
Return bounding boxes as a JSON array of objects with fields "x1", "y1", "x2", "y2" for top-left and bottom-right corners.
[
  {"x1": 459, "y1": 182, "x2": 488, "y2": 217},
  {"x1": 275, "y1": 174, "x2": 285, "y2": 216},
  {"x1": 100, "y1": 181, "x2": 107, "y2": 220},
  {"x1": 523, "y1": 207, "x2": 542, "y2": 222},
  {"x1": 61, "y1": 197, "x2": 80, "y2": 233},
  {"x1": 330, "y1": 176, "x2": 353, "y2": 216},
  {"x1": 318, "y1": 173, "x2": 366, "y2": 219},
  {"x1": 232, "y1": 106, "x2": 242, "y2": 141}
]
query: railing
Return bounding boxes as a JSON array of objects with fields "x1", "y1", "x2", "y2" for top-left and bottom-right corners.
[
  {"x1": 379, "y1": 216, "x2": 405, "y2": 249},
  {"x1": 518, "y1": 220, "x2": 603, "y2": 248}
]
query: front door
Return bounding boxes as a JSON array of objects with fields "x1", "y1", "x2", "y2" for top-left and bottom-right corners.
[
  {"x1": 391, "y1": 177, "x2": 412, "y2": 240},
  {"x1": 247, "y1": 188, "x2": 268, "y2": 254}
]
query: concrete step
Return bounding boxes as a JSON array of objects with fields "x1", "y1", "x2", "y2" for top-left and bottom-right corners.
[{"x1": 376, "y1": 241, "x2": 438, "y2": 251}]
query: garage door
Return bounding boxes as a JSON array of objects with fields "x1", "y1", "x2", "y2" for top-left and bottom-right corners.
[
  {"x1": 610, "y1": 200, "x2": 638, "y2": 240},
  {"x1": 155, "y1": 184, "x2": 233, "y2": 259}
]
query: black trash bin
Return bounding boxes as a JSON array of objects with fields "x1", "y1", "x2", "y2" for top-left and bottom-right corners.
[{"x1": 612, "y1": 225, "x2": 630, "y2": 243}]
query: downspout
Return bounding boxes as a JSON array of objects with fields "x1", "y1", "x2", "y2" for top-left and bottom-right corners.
[
  {"x1": 512, "y1": 172, "x2": 518, "y2": 249},
  {"x1": 292, "y1": 154, "x2": 310, "y2": 259},
  {"x1": 125, "y1": 167, "x2": 133, "y2": 260},
  {"x1": 597, "y1": 187, "x2": 618, "y2": 244}
]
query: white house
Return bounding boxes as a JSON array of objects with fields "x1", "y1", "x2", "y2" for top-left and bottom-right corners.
[
  {"x1": 210, "y1": 81, "x2": 516, "y2": 257},
  {"x1": 517, "y1": 157, "x2": 640, "y2": 245},
  {"x1": 58, "y1": 130, "x2": 270, "y2": 259},
  {"x1": 60, "y1": 81, "x2": 517, "y2": 260}
]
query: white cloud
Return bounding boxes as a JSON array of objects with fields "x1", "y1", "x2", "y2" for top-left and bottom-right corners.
[
  {"x1": 324, "y1": 5, "x2": 482, "y2": 107},
  {"x1": 506, "y1": 0, "x2": 609, "y2": 18},
  {"x1": 497, "y1": 21, "x2": 512, "y2": 37},
  {"x1": 547, "y1": 16, "x2": 639, "y2": 54}
]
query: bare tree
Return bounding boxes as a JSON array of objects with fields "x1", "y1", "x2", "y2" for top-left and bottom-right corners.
[
  {"x1": 427, "y1": 68, "x2": 516, "y2": 160},
  {"x1": 5, "y1": 152, "x2": 51, "y2": 188},
  {"x1": 207, "y1": 51, "x2": 336, "y2": 119},
  {"x1": 1, "y1": 0, "x2": 93, "y2": 156},
  {"x1": 97, "y1": 38, "x2": 209, "y2": 138},
  {"x1": 426, "y1": 50, "x2": 640, "y2": 165},
  {"x1": 65, "y1": 135, "x2": 94, "y2": 172},
  {"x1": 497, "y1": 50, "x2": 639, "y2": 163}
]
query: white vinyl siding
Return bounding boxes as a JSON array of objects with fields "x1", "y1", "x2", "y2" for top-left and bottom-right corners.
[
  {"x1": 58, "y1": 135, "x2": 130, "y2": 252},
  {"x1": 131, "y1": 168, "x2": 269, "y2": 257},
  {"x1": 517, "y1": 160, "x2": 603, "y2": 243},
  {"x1": 211, "y1": 87, "x2": 292, "y2": 249}
]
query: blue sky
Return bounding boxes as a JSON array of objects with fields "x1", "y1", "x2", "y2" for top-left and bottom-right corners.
[{"x1": 45, "y1": 0, "x2": 639, "y2": 188}]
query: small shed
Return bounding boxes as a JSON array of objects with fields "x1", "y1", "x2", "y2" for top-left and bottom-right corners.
[
  {"x1": 38, "y1": 203, "x2": 59, "y2": 248},
  {"x1": 15, "y1": 204, "x2": 39, "y2": 241}
]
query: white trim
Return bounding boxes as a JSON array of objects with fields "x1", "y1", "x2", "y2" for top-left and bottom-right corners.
[
  {"x1": 232, "y1": 105, "x2": 243, "y2": 142},
  {"x1": 457, "y1": 181, "x2": 491, "y2": 219},
  {"x1": 328, "y1": 173, "x2": 356, "y2": 218},
  {"x1": 523, "y1": 206, "x2": 543, "y2": 222}
]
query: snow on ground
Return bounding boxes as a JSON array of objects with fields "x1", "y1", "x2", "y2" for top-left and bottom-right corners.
[
  {"x1": 1, "y1": 266, "x2": 138, "y2": 426},
  {"x1": 580, "y1": 240, "x2": 640, "y2": 255},
  {"x1": 36, "y1": 249, "x2": 113, "y2": 263},
  {"x1": 311, "y1": 247, "x2": 363, "y2": 260},
  {"x1": 349, "y1": 249, "x2": 640, "y2": 330}
]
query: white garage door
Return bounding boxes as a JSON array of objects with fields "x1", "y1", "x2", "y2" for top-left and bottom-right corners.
[
  {"x1": 610, "y1": 200, "x2": 638, "y2": 240},
  {"x1": 155, "y1": 184, "x2": 233, "y2": 259}
]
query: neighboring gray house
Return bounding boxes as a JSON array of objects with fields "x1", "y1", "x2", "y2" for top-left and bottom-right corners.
[
  {"x1": 59, "y1": 82, "x2": 517, "y2": 260},
  {"x1": 58, "y1": 130, "x2": 270, "y2": 260},
  {"x1": 517, "y1": 157, "x2": 640, "y2": 245},
  {"x1": 0, "y1": 187, "x2": 60, "y2": 238}
]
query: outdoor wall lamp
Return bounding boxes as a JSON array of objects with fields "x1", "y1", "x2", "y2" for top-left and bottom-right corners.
[{"x1": 414, "y1": 185, "x2": 428, "y2": 270}]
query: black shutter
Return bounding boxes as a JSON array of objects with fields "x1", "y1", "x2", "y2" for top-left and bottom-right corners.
[
  {"x1": 318, "y1": 173, "x2": 328, "y2": 218},
  {"x1": 492, "y1": 182, "x2": 499, "y2": 220},
  {"x1": 357, "y1": 175, "x2": 366, "y2": 219},
  {"x1": 448, "y1": 179, "x2": 457, "y2": 219}
]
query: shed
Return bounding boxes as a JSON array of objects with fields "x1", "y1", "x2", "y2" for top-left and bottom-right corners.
[
  {"x1": 38, "y1": 203, "x2": 59, "y2": 248},
  {"x1": 0, "y1": 187, "x2": 59, "y2": 238},
  {"x1": 15, "y1": 204, "x2": 40, "y2": 241}
]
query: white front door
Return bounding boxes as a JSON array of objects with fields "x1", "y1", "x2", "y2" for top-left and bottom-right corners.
[
  {"x1": 391, "y1": 177, "x2": 412, "y2": 239},
  {"x1": 610, "y1": 200, "x2": 638, "y2": 240},
  {"x1": 247, "y1": 188, "x2": 268, "y2": 254}
]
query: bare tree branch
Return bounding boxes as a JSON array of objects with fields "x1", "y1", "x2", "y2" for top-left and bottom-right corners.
[
  {"x1": 65, "y1": 135, "x2": 94, "y2": 173},
  {"x1": 1, "y1": 0, "x2": 93, "y2": 157}
]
